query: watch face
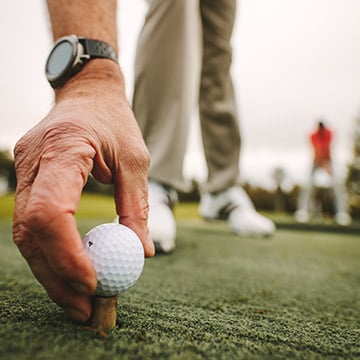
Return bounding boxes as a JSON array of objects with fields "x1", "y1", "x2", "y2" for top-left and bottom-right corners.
[{"x1": 46, "y1": 38, "x2": 76, "y2": 80}]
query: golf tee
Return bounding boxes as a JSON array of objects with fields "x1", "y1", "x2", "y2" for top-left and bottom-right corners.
[{"x1": 91, "y1": 295, "x2": 118, "y2": 331}]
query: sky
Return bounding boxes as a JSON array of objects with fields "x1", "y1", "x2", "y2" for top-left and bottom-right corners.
[{"x1": 1, "y1": 0, "x2": 360, "y2": 189}]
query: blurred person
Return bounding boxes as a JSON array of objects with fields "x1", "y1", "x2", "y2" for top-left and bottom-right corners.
[
  {"x1": 133, "y1": 0, "x2": 275, "y2": 253},
  {"x1": 311, "y1": 121, "x2": 332, "y2": 173},
  {"x1": 295, "y1": 121, "x2": 351, "y2": 225},
  {"x1": 13, "y1": 0, "x2": 155, "y2": 324}
]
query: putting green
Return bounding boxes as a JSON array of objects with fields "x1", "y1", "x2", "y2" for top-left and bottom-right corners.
[{"x1": 0, "y1": 194, "x2": 359, "y2": 359}]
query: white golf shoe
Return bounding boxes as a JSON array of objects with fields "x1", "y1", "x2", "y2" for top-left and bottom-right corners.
[
  {"x1": 335, "y1": 212, "x2": 351, "y2": 226},
  {"x1": 294, "y1": 210, "x2": 310, "y2": 224},
  {"x1": 147, "y1": 181, "x2": 177, "y2": 253},
  {"x1": 199, "y1": 186, "x2": 275, "y2": 237}
]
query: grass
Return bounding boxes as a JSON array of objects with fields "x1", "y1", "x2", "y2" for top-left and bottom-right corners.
[{"x1": 0, "y1": 193, "x2": 359, "y2": 359}]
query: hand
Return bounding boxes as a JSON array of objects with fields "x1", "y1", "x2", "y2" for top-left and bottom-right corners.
[{"x1": 12, "y1": 60, "x2": 154, "y2": 323}]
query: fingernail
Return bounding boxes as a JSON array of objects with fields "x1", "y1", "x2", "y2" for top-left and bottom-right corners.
[
  {"x1": 69, "y1": 281, "x2": 91, "y2": 294},
  {"x1": 64, "y1": 307, "x2": 89, "y2": 323}
]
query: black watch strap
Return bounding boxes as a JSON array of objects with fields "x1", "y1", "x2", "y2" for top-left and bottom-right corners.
[
  {"x1": 80, "y1": 38, "x2": 118, "y2": 62},
  {"x1": 46, "y1": 35, "x2": 119, "y2": 89}
]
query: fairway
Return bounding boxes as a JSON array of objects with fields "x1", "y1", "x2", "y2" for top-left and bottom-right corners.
[{"x1": 0, "y1": 194, "x2": 359, "y2": 359}]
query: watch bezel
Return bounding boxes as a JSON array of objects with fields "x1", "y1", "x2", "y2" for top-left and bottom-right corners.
[{"x1": 45, "y1": 35, "x2": 85, "y2": 88}]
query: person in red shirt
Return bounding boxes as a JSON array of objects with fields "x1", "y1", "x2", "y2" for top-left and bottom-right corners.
[
  {"x1": 295, "y1": 120, "x2": 351, "y2": 226},
  {"x1": 310, "y1": 121, "x2": 333, "y2": 174}
]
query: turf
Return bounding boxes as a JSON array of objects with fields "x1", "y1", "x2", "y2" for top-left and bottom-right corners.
[{"x1": 0, "y1": 194, "x2": 359, "y2": 359}]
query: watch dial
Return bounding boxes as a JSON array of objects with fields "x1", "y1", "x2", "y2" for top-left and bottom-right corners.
[{"x1": 46, "y1": 40, "x2": 74, "y2": 77}]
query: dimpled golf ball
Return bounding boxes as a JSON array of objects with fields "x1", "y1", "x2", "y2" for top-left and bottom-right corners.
[{"x1": 82, "y1": 223, "x2": 144, "y2": 296}]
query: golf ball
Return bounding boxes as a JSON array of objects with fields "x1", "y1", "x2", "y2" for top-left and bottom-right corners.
[{"x1": 82, "y1": 223, "x2": 144, "y2": 296}]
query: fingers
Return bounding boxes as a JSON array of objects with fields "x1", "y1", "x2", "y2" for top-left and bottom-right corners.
[
  {"x1": 13, "y1": 140, "x2": 98, "y2": 321},
  {"x1": 24, "y1": 248, "x2": 93, "y2": 322},
  {"x1": 114, "y1": 184, "x2": 155, "y2": 258},
  {"x1": 113, "y1": 150, "x2": 155, "y2": 258}
]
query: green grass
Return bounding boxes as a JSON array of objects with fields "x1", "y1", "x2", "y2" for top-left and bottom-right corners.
[
  {"x1": 0, "y1": 194, "x2": 359, "y2": 359},
  {"x1": 0, "y1": 193, "x2": 15, "y2": 219}
]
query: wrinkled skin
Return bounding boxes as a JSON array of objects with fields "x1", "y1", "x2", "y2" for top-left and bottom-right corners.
[{"x1": 12, "y1": 61, "x2": 155, "y2": 323}]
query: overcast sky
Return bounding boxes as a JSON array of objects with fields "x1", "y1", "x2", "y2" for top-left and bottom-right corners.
[{"x1": 1, "y1": 0, "x2": 360, "y2": 187}]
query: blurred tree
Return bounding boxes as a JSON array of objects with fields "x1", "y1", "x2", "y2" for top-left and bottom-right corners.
[
  {"x1": 0, "y1": 149, "x2": 16, "y2": 192},
  {"x1": 346, "y1": 114, "x2": 360, "y2": 218},
  {"x1": 272, "y1": 167, "x2": 290, "y2": 212}
]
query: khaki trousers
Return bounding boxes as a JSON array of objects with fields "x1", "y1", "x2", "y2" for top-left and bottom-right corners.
[{"x1": 133, "y1": 0, "x2": 240, "y2": 193}]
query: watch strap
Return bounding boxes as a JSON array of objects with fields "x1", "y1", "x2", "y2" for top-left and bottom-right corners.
[
  {"x1": 46, "y1": 35, "x2": 119, "y2": 89},
  {"x1": 81, "y1": 38, "x2": 118, "y2": 63}
]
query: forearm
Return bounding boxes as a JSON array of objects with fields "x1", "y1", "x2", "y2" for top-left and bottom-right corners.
[
  {"x1": 46, "y1": 1, "x2": 124, "y2": 101},
  {"x1": 46, "y1": 0, "x2": 118, "y2": 51}
]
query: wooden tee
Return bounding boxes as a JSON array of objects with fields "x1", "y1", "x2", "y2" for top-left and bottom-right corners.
[{"x1": 91, "y1": 295, "x2": 118, "y2": 331}]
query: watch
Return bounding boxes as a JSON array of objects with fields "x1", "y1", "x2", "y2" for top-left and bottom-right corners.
[{"x1": 45, "y1": 35, "x2": 118, "y2": 89}]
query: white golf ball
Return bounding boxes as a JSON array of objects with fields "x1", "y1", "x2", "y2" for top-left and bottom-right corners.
[{"x1": 82, "y1": 223, "x2": 144, "y2": 297}]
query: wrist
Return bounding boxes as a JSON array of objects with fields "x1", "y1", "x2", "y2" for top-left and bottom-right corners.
[{"x1": 54, "y1": 59, "x2": 125, "y2": 102}]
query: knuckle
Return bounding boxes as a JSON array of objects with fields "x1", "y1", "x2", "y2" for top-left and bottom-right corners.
[
  {"x1": 12, "y1": 215, "x2": 23, "y2": 238},
  {"x1": 13, "y1": 136, "x2": 34, "y2": 170},
  {"x1": 41, "y1": 122, "x2": 86, "y2": 153},
  {"x1": 12, "y1": 220, "x2": 28, "y2": 248},
  {"x1": 123, "y1": 144, "x2": 150, "y2": 172},
  {"x1": 12, "y1": 219, "x2": 41, "y2": 260},
  {"x1": 135, "y1": 193, "x2": 150, "y2": 222},
  {"x1": 14, "y1": 137, "x2": 28, "y2": 159},
  {"x1": 121, "y1": 190, "x2": 149, "y2": 224},
  {"x1": 24, "y1": 199, "x2": 59, "y2": 234}
]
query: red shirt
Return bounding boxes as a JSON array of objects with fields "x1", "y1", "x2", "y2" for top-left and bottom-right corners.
[{"x1": 310, "y1": 128, "x2": 332, "y2": 164}]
